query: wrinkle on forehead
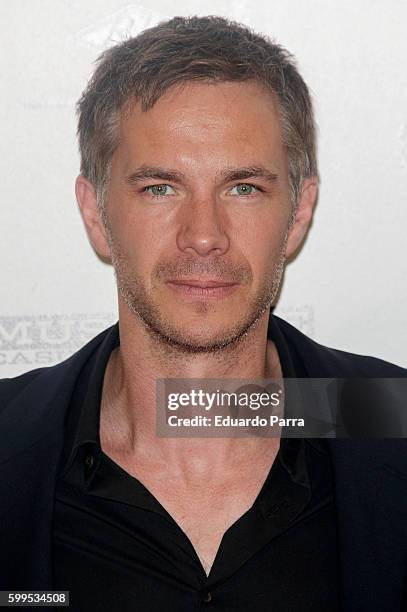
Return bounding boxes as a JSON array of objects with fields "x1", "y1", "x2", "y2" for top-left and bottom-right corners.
[
  {"x1": 121, "y1": 80, "x2": 279, "y2": 135},
  {"x1": 115, "y1": 80, "x2": 287, "y2": 182}
]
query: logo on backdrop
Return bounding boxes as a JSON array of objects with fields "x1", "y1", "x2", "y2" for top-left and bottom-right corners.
[
  {"x1": 0, "y1": 313, "x2": 116, "y2": 375},
  {"x1": 0, "y1": 306, "x2": 313, "y2": 376}
]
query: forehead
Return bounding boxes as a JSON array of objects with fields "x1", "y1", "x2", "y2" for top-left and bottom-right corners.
[{"x1": 116, "y1": 80, "x2": 286, "y2": 172}]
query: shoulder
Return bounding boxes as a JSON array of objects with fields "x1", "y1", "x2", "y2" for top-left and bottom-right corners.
[
  {"x1": 0, "y1": 368, "x2": 45, "y2": 405},
  {"x1": 274, "y1": 316, "x2": 407, "y2": 485},
  {"x1": 273, "y1": 314, "x2": 406, "y2": 377},
  {"x1": 0, "y1": 323, "x2": 115, "y2": 412},
  {"x1": 0, "y1": 323, "x2": 116, "y2": 463}
]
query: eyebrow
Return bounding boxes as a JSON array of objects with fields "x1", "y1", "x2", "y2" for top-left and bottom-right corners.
[
  {"x1": 124, "y1": 165, "x2": 279, "y2": 186},
  {"x1": 220, "y1": 166, "x2": 279, "y2": 184},
  {"x1": 125, "y1": 167, "x2": 185, "y2": 185}
]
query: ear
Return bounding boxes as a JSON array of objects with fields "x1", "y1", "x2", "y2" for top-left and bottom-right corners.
[
  {"x1": 285, "y1": 177, "x2": 318, "y2": 259},
  {"x1": 75, "y1": 175, "x2": 111, "y2": 260}
]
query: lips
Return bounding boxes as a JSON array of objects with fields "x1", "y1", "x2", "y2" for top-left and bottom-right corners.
[
  {"x1": 166, "y1": 279, "x2": 238, "y2": 288},
  {"x1": 165, "y1": 278, "x2": 240, "y2": 299}
]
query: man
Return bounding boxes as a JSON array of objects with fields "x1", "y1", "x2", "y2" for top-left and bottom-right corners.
[{"x1": 0, "y1": 15, "x2": 406, "y2": 612}]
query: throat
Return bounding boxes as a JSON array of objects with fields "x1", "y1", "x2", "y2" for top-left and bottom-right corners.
[{"x1": 99, "y1": 435, "x2": 281, "y2": 578}]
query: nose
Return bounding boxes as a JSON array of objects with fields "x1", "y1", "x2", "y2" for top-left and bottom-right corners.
[{"x1": 176, "y1": 196, "x2": 230, "y2": 257}]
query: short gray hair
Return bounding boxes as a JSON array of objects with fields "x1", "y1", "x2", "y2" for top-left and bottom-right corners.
[{"x1": 77, "y1": 15, "x2": 318, "y2": 224}]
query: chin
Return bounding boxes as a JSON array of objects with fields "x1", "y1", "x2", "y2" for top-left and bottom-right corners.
[
  {"x1": 151, "y1": 317, "x2": 253, "y2": 353},
  {"x1": 161, "y1": 334, "x2": 241, "y2": 353}
]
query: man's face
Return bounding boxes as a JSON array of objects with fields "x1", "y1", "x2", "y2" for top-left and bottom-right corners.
[{"x1": 103, "y1": 80, "x2": 294, "y2": 351}]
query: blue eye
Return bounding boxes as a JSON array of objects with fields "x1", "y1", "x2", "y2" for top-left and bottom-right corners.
[
  {"x1": 144, "y1": 184, "x2": 175, "y2": 197},
  {"x1": 230, "y1": 183, "x2": 259, "y2": 196}
]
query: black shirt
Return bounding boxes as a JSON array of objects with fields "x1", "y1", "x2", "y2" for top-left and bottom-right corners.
[{"x1": 52, "y1": 315, "x2": 340, "y2": 611}]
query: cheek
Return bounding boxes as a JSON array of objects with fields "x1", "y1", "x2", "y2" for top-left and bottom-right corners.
[
  {"x1": 109, "y1": 188, "x2": 174, "y2": 250},
  {"x1": 108, "y1": 195, "x2": 161, "y2": 250},
  {"x1": 237, "y1": 213, "x2": 289, "y2": 269},
  {"x1": 109, "y1": 214, "x2": 173, "y2": 284}
]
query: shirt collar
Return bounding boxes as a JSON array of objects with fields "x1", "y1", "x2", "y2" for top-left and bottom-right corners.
[
  {"x1": 59, "y1": 310, "x2": 326, "y2": 481},
  {"x1": 58, "y1": 321, "x2": 120, "y2": 478}
]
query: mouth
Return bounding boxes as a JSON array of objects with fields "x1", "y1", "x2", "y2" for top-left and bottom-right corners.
[{"x1": 165, "y1": 279, "x2": 240, "y2": 299}]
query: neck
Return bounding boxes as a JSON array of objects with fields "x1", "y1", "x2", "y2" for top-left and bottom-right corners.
[{"x1": 100, "y1": 303, "x2": 282, "y2": 479}]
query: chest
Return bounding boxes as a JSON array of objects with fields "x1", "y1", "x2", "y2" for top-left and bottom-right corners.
[{"x1": 101, "y1": 448, "x2": 275, "y2": 576}]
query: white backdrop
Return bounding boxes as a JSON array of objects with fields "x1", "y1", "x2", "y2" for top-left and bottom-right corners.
[{"x1": 1, "y1": 0, "x2": 406, "y2": 377}]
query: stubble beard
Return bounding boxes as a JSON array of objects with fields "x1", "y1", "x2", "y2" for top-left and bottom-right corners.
[{"x1": 105, "y1": 226, "x2": 287, "y2": 355}]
